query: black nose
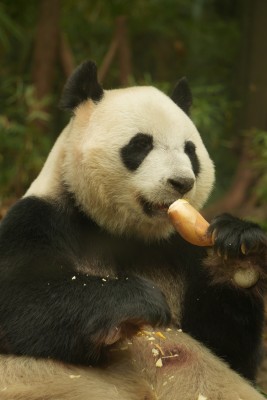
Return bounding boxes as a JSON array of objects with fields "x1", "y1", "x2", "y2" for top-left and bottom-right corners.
[{"x1": 168, "y1": 177, "x2": 195, "y2": 195}]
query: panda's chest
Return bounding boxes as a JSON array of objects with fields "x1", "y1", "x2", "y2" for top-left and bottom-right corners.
[{"x1": 75, "y1": 225, "x2": 189, "y2": 322}]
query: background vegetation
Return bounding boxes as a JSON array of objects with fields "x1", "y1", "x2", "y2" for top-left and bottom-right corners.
[{"x1": 0, "y1": 0, "x2": 267, "y2": 392}]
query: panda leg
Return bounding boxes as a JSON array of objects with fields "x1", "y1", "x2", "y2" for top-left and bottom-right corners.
[
  {"x1": 0, "y1": 331, "x2": 265, "y2": 400},
  {"x1": 130, "y1": 329, "x2": 265, "y2": 400},
  {"x1": 0, "y1": 354, "x2": 155, "y2": 400}
]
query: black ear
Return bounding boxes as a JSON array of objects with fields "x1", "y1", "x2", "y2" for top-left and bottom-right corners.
[
  {"x1": 59, "y1": 60, "x2": 104, "y2": 111},
  {"x1": 171, "y1": 77, "x2": 192, "y2": 115}
]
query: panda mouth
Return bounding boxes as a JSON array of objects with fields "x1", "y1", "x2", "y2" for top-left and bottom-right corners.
[{"x1": 139, "y1": 196, "x2": 173, "y2": 217}]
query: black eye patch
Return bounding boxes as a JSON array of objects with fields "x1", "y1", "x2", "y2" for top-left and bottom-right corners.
[
  {"x1": 120, "y1": 133, "x2": 153, "y2": 171},
  {"x1": 184, "y1": 140, "x2": 200, "y2": 176}
]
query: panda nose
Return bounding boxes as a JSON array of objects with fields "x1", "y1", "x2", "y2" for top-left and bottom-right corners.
[{"x1": 168, "y1": 177, "x2": 195, "y2": 195}]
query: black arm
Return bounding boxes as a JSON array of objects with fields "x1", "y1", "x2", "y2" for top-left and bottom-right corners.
[{"x1": 0, "y1": 197, "x2": 170, "y2": 365}]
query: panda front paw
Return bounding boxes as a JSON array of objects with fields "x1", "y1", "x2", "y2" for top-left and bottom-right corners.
[
  {"x1": 204, "y1": 214, "x2": 267, "y2": 289},
  {"x1": 92, "y1": 277, "x2": 171, "y2": 347},
  {"x1": 208, "y1": 213, "x2": 267, "y2": 259}
]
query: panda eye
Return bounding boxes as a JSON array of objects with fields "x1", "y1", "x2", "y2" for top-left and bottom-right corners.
[
  {"x1": 184, "y1": 140, "x2": 200, "y2": 176},
  {"x1": 120, "y1": 133, "x2": 153, "y2": 172},
  {"x1": 184, "y1": 141, "x2": 196, "y2": 154},
  {"x1": 131, "y1": 133, "x2": 153, "y2": 149}
]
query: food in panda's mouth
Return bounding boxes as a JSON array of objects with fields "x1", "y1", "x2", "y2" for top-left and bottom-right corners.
[
  {"x1": 168, "y1": 199, "x2": 260, "y2": 288},
  {"x1": 139, "y1": 195, "x2": 172, "y2": 215},
  {"x1": 168, "y1": 199, "x2": 213, "y2": 247}
]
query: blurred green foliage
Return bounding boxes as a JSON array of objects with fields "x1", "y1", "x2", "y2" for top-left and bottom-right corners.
[
  {"x1": 0, "y1": 78, "x2": 52, "y2": 197},
  {"x1": 0, "y1": 0, "x2": 266, "y2": 209},
  {"x1": 253, "y1": 130, "x2": 267, "y2": 203}
]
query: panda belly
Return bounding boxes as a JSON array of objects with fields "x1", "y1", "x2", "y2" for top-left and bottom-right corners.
[{"x1": 77, "y1": 236, "x2": 187, "y2": 327}]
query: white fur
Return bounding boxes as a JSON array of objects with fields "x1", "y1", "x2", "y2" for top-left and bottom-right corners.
[
  {"x1": 26, "y1": 86, "x2": 215, "y2": 241},
  {"x1": 25, "y1": 124, "x2": 71, "y2": 198}
]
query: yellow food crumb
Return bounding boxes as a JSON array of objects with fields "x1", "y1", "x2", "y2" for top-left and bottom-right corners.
[
  {"x1": 155, "y1": 358, "x2": 163, "y2": 368},
  {"x1": 155, "y1": 331, "x2": 166, "y2": 339},
  {"x1": 152, "y1": 348, "x2": 160, "y2": 357},
  {"x1": 197, "y1": 395, "x2": 207, "y2": 400},
  {"x1": 155, "y1": 343, "x2": 165, "y2": 355},
  {"x1": 142, "y1": 330, "x2": 155, "y2": 336}
]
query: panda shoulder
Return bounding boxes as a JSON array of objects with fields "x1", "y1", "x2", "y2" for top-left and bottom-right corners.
[{"x1": 0, "y1": 197, "x2": 56, "y2": 243}]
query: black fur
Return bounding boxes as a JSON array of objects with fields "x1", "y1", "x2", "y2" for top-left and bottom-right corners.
[
  {"x1": 182, "y1": 275, "x2": 264, "y2": 380},
  {"x1": 171, "y1": 77, "x2": 192, "y2": 115},
  {"x1": 0, "y1": 194, "x2": 266, "y2": 381},
  {"x1": 208, "y1": 213, "x2": 267, "y2": 258},
  {"x1": 0, "y1": 196, "x2": 170, "y2": 364},
  {"x1": 59, "y1": 60, "x2": 104, "y2": 111},
  {"x1": 184, "y1": 140, "x2": 200, "y2": 176},
  {"x1": 120, "y1": 133, "x2": 153, "y2": 171}
]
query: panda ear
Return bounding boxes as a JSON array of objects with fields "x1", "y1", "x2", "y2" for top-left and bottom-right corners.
[
  {"x1": 59, "y1": 60, "x2": 104, "y2": 111},
  {"x1": 171, "y1": 77, "x2": 192, "y2": 115}
]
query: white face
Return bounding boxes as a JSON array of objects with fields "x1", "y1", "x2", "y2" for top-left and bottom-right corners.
[{"x1": 62, "y1": 86, "x2": 215, "y2": 241}]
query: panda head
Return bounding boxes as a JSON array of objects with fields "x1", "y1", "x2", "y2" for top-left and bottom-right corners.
[{"x1": 60, "y1": 61, "x2": 215, "y2": 241}]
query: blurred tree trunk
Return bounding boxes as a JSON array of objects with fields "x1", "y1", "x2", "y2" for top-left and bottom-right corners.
[
  {"x1": 98, "y1": 26, "x2": 120, "y2": 82},
  {"x1": 98, "y1": 16, "x2": 132, "y2": 85},
  {"x1": 206, "y1": 0, "x2": 267, "y2": 218},
  {"x1": 60, "y1": 33, "x2": 75, "y2": 78},
  {"x1": 32, "y1": 0, "x2": 60, "y2": 102},
  {"x1": 116, "y1": 16, "x2": 132, "y2": 86},
  {"x1": 241, "y1": 0, "x2": 267, "y2": 130}
]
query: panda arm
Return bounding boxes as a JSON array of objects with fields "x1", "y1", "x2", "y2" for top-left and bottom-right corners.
[
  {"x1": 0, "y1": 277, "x2": 170, "y2": 364},
  {"x1": 0, "y1": 197, "x2": 170, "y2": 365},
  {"x1": 179, "y1": 213, "x2": 267, "y2": 381}
]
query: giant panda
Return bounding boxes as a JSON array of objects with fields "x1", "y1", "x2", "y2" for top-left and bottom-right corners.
[{"x1": 0, "y1": 60, "x2": 266, "y2": 400}]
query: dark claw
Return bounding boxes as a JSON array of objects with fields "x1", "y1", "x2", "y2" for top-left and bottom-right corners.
[{"x1": 208, "y1": 213, "x2": 267, "y2": 259}]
